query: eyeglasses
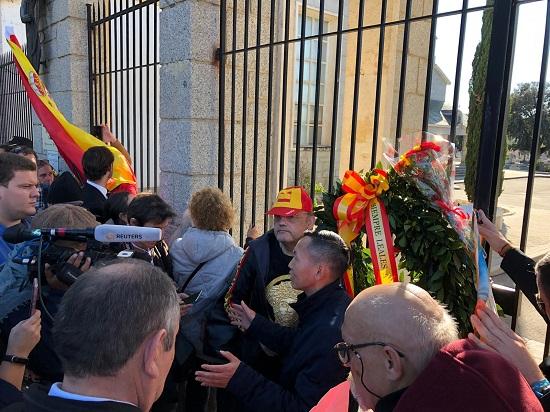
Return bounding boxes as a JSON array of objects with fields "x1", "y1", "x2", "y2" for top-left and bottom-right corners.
[
  {"x1": 536, "y1": 293, "x2": 546, "y2": 314},
  {"x1": 334, "y1": 341, "x2": 405, "y2": 365}
]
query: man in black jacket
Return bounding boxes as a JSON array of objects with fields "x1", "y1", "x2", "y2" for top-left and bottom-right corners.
[
  {"x1": 224, "y1": 186, "x2": 316, "y2": 383},
  {"x1": 197, "y1": 230, "x2": 351, "y2": 412},
  {"x1": 81, "y1": 146, "x2": 114, "y2": 223},
  {"x1": 2, "y1": 259, "x2": 180, "y2": 412}
]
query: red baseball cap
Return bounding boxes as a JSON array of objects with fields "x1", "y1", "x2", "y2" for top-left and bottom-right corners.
[{"x1": 266, "y1": 186, "x2": 313, "y2": 217}]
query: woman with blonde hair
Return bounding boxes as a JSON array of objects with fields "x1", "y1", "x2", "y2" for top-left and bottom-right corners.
[{"x1": 170, "y1": 187, "x2": 243, "y2": 411}]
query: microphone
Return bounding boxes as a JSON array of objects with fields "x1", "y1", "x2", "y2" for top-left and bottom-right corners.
[{"x1": 3, "y1": 225, "x2": 162, "y2": 244}]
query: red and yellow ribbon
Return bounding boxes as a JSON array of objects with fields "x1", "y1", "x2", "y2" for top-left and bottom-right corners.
[{"x1": 333, "y1": 170, "x2": 398, "y2": 294}]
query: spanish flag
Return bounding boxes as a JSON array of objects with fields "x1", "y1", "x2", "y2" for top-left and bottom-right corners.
[{"x1": 5, "y1": 31, "x2": 137, "y2": 194}]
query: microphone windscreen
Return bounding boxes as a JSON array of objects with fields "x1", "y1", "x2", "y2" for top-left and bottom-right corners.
[
  {"x1": 94, "y1": 225, "x2": 162, "y2": 243},
  {"x1": 2, "y1": 226, "x2": 40, "y2": 243}
]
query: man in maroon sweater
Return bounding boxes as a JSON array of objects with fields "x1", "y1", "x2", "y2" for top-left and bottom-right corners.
[{"x1": 336, "y1": 282, "x2": 543, "y2": 412}]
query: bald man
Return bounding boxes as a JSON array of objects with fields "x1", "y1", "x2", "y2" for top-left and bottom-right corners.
[{"x1": 336, "y1": 283, "x2": 543, "y2": 412}]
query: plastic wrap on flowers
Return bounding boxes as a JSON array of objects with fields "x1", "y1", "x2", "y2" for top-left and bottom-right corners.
[{"x1": 385, "y1": 140, "x2": 473, "y2": 252}]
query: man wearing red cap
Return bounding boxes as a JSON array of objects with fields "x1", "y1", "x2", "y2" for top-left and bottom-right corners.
[
  {"x1": 227, "y1": 186, "x2": 315, "y2": 324},
  {"x1": 219, "y1": 187, "x2": 315, "y2": 407}
]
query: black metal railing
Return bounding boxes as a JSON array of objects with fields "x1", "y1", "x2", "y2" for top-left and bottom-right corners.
[
  {"x1": 218, "y1": 1, "x2": 495, "y2": 242},
  {"x1": 87, "y1": 0, "x2": 159, "y2": 192},
  {"x1": 219, "y1": 0, "x2": 550, "y2": 356},
  {"x1": 0, "y1": 47, "x2": 33, "y2": 144}
]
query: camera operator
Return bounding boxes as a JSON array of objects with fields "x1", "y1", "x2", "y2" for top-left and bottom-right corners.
[
  {"x1": 0, "y1": 204, "x2": 96, "y2": 385},
  {"x1": 0, "y1": 310, "x2": 41, "y2": 408}
]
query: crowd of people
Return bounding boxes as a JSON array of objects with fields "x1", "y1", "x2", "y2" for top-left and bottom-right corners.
[{"x1": 0, "y1": 133, "x2": 549, "y2": 412}]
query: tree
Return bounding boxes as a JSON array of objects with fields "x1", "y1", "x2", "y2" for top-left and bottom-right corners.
[
  {"x1": 507, "y1": 82, "x2": 550, "y2": 155},
  {"x1": 464, "y1": 4, "x2": 492, "y2": 201}
]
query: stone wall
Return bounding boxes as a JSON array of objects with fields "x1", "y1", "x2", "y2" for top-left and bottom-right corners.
[
  {"x1": 159, "y1": 0, "x2": 221, "y2": 214},
  {"x1": 32, "y1": 0, "x2": 89, "y2": 167}
]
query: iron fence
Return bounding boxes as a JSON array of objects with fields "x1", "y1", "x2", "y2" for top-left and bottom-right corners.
[
  {"x1": 219, "y1": 0, "x2": 550, "y2": 356},
  {"x1": 0, "y1": 47, "x2": 33, "y2": 144},
  {"x1": 87, "y1": 0, "x2": 159, "y2": 192}
]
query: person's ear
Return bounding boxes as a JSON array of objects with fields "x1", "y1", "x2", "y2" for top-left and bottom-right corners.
[
  {"x1": 143, "y1": 329, "x2": 168, "y2": 379},
  {"x1": 129, "y1": 217, "x2": 139, "y2": 227},
  {"x1": 307, "y1": 214, "x2": 316, "y2": 229},
  {"x1": 383, "y1": 347, "x2": 405, "y2": 381}
]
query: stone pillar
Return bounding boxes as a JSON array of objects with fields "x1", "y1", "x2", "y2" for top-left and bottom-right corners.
[
  {"x1": 33, "y1": 0, "x2": 89, "y2": 168},
  {"x1": 158, "y1": 0, "x2": 220, "y2": 213}
]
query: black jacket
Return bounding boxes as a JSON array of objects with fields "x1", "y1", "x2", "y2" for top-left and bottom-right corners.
[
  {"x1": 1, "y1": 384, "x2": 140, "y2": 412},
  {"x1": 226, "y1": 280, "x2": 351, "y2": 412},
  {"x1": 81, "y1": 183, "x2": 107, "y2": 223},
  {"x1": 226, "y1": 230, "x2": 275, "y2": 319},
  {"x1": 0, "y1": 380, "x2": 21, "y2": 409},
  {"x1": 501, "y1": 248, "x2": 548, "y2": 322}
]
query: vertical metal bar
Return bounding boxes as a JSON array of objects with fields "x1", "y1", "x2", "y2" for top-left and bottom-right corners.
[
  {"x1": 139, "y1": 2, "x2": 144, "y2": 189},
  {"x1": 519, "y1": 0, "x2": 550, "y2": 250},
  {"x1": 279, "y1": 0, "x2": 291, "y2": 190},
  {"x1": 449, "y1": 0, "x2": 468, "y2": 141},
  {"x1": 146, "y1": 2, "x2": 151, "y2": 190},
  {"x1": 251, "y1": 0, "x2": 262, "y2": 223},
  {"x1": 371, "y1": 0, "x2": 387, "y2": 168},
  {"x1": 328, "y1": 0, "x2": 344, "y2": 188},
  {"x1": 421, "y1": 0, "x2": 440, "y2": 139},
  {"x1": 474, "y1": 0, "x2": 514, "y2": 213},
  {"x1": 230, "y1": 0, "x2": 237, "y2": 203},
  {"x1": 154, "y1": 1, "x2": 159, "y2": 191},
  {"x1": 107, "y1": 1, "x2": 113, "y2": 131},
  {"x1": 126, "y1": 0, "x2": 132, "y2": 165},
  {"x1": 119, "y1": 1, "x2": 125, "y2": 149},
  {"x1": 218, "y1": 0, "x2": 227, "y2": 191},
  {"x1": 94, "y1": 4, "x2": 100, "y2": 129},
  {"x1": 113, "y1": 1, "x2": 119, "y2": 137},
  {"x1": 294, "y1": 0, "x2": 309, "y2": 185},
  {"x1": 86, "y1": 5, "x2": 94, "y2": 133},
  {"x1": 310, "y1": 0, "x2": 325, "y2": 200},
  {"x1": 133, "y1": 0, "x2": 138, "y2": 189},
  {"x1": 394, "y1": 0, "x2": 413, "y2": 149},
  {"x1": 102, "y1": 0, "x2": 108, "y2": 126},
  {"x1": 264, "y1": 0, "x2": 276, "y2": 232},
  {"x1": 518, "y1": 1, "x2": 550, "y2": 281},
  {"x1": 349, "y1": 0, "x2": 365, "y2": 170},
  {"x1": 240, "y1": 0, "x2": 250, "y2": 245}
]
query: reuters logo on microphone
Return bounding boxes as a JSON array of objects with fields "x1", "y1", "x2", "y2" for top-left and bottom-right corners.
[{"x1": 105, "y1": 232, "x2": 116, "y2": 242}]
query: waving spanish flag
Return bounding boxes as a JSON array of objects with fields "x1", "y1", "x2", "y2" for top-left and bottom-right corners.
[{"x1": 5, "y1": 30, "x2": 137, "y2": 194}]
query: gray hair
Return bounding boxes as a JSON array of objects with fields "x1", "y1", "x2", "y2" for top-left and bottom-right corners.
[
  {"x1": 53, "y1": 259, "x2": 180, "y2": 378},
  {"x1": 303, "y1": 230, "x2": 350, "y2": 279}
]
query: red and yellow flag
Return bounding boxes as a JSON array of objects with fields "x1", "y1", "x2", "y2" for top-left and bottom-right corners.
[{"x1": 6, "y1": 32, "x2": 137, "y2": 193}]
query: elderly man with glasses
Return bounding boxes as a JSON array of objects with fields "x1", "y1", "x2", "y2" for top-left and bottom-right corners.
[
  {"x1": 337, "y1": 282, "x2": 542, "y2": 412},
  {"x1": 196, "y1": 230, "x2": 351, "y2": 412}
]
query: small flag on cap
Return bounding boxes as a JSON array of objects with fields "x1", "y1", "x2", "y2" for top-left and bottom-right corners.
[{"x1": 266, "y1": 186, "x2": 313, "y2": 217}]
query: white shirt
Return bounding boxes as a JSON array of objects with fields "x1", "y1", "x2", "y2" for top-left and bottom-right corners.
[
  {"x1": 48, "y1": 382, "x2": 137, "y2": 406},
  {"x1": 86, "y1": 180, "x2": 108, "y2": 198}
]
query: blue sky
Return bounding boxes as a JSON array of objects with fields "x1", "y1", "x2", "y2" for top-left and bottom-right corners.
[{"x1": 435, "y1": 1, "x2": 547, "y2": 113}]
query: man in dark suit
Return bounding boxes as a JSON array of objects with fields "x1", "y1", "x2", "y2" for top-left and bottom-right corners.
[{"x1": 81, "y1": 146, "x2": 114, "y2": 223}]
